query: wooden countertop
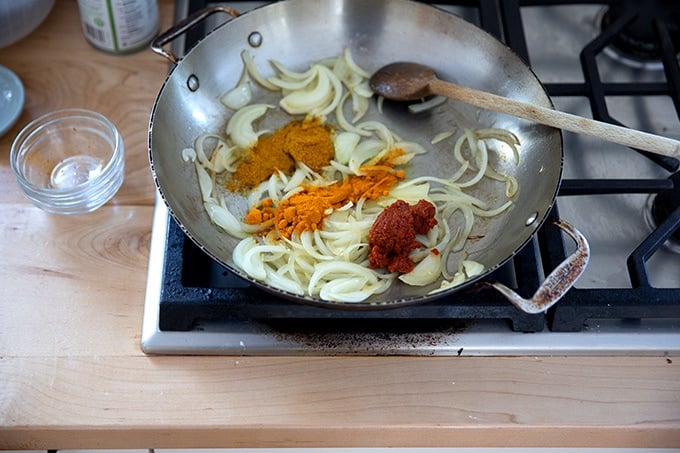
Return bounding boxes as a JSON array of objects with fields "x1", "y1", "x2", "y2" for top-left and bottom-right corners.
[{"x1": 1, "y1": 0, "x2": 679, "y2": 449}]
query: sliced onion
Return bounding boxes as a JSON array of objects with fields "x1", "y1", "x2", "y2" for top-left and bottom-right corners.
[
  {"x1": 395, "y1": 140, "x2": 427, "y2": 155},
  {"x1": 284, "y1": 167, "x2": 307, "y2": 192},
  {"x1": 457, "y1": 138, "x2": 489, "y2": 188},
  {"x1": 343, "y1": 47, "x2": 370, "y2": 79},
  {"x1": 318, "y1": 66, "x2": 344, "y2": 116},
  {"x1": 463, "y1": 260, "x2": 485, "y2": 277},
  {"x1": 241, "y1": 50, "x2": 279, "y2": 91},
  {"x1": 398, "y1": 251, "x2": 441, "y2": 286},
  {"x1": 280, "y1": 65, "x2": 331, "y2": 114},
  {"x1": 319, "y1": 277, "x2": 371, "y2": 302},
  {"x1": 428, "y1": 271, "x2": 467, "y2": 295},
  {"x1": 182, "y1": 148, "x2": 196, "y2": 162},
  {"x1": 477, "y1": 127, "x2": 521, "y2": 164},
  {"x1": 335, "y1": 91, "x2": 372, "y2": 136},
  {"x1": 233, "y1": 237, "x2": 256, "y2": 268},
  {"x1": 408, "y1": 95, "x2": 447, "y2": 113},
  {"x1": 193, "y1": 134, "x2": 221, "y2": 169},
  {"x1": 233, "y1": 237, "x2": 267, "y2": 280},
  {"x1": 349, "y1": 139, "x2": 383, "y2": 174},
  {"x1": 352, "y1": 80, "x2": 373, "y2": 98},
  {"x1": 377, "y1": 95, "x2": 385, "y2": 114},
  {"x1": 211, "y1": 141, "x2": 240, "y2": 173},
  {"x1": 431, "y1": 130, "x2": 455, "y2": 144},
  {"x1": 334, "y1": 131, "x2": 361, "y2": 165},
  {"x1": 308, "y1": 261, "x2": 378, "y2": 296},
  {"x1": 226, "y1": 103, "x2": 272, "y2": 149},
  {"x1": 268, "y1": 66, "x2": 318, "y2": 90},
  {"x1": 471, "y1": 199, "x2": 513, "y2": 217},
  {"x1": 356, "y1": 121, "x2": 396, "y2": 148},
  {"x1": 221, "y1": 83, "x2": 252, "y2": 110},
  {"x1": 270, "y1": 60, "x2": 317, "y2": 81},
  {"x1": 204, "y1": 198, "x2": 245, "y2": 238},
  {"x1": 266, "y1": 268, "x2": 305, "y2": 295},
  {"x1": 300, "y1": 231, "x2": 335, "y2": 261},
  {"x1": 351, "y1": 91, "x2": 369, "y2": 122},
  {"x1": 385, "y1": 182, "x2": 430, "y2": 204},
  {"x1": 195, "y1": 162, "x2": 213, "y2": 200}
]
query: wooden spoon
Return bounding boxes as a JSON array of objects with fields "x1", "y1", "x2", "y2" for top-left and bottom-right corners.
[{"x1": 369, "y1": 62, "x2": 680, "y2": 158}]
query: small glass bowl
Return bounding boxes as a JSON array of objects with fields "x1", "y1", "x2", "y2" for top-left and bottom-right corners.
[{"x1": 10, "y1": 109, "x2": 125, "y2": 215}]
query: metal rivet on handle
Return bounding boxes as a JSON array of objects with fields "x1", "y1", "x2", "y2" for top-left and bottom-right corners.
[
  {"x1": 248, "y1": 31, "x2": 263, "y2": 48},
  {"x1": 525, "y1": 211, "x2": 539, "y2": 226},
  {"x1": 187, "y1": 74, "x2": 200, "y2": 92}
]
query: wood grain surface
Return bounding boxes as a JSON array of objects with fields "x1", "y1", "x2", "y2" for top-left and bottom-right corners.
[{"x1": 1, "y1": 0, "x2": 679, "y2": 450}]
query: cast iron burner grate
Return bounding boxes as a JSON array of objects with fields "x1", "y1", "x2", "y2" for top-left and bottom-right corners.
[
  {"x1": 540, "y1": 0, "x2": 680, "y2": 331},
  {"x1": 157, "y1": 0, "x2": 680, "y2": 335}
]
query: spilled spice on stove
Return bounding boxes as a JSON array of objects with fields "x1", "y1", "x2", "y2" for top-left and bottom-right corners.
[{"x1": 228, "y1": 116, "x2": 334, "y2": 191}]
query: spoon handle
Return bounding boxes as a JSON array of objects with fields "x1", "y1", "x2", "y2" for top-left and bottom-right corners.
[{"x1": 429, "y1": 79, "x2": 680, "y2": 158}]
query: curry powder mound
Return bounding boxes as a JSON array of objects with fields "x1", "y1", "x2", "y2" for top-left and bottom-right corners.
[
  {"x1": 285, "y1": 117, "x2": 335, "y2": 172},
  {"x1": 229, "y1": 117, "x2": 334, "y2": 191}
]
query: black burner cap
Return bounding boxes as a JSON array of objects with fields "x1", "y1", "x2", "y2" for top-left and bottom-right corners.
[{"x1": 601, "y1": 0, "x2": 680, "y2": 62}]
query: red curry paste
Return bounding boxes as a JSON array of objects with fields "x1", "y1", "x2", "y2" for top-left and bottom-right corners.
[{"x1": 368, "y1": 199, "x2": 437, "y2": 273}]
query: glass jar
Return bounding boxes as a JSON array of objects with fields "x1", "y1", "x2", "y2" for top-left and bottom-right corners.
[{"x1": 77, "y1": 0, "x2": 159, "y2": 54}]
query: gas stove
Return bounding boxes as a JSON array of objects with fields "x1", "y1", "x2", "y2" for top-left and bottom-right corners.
[{"x1": 141, "y1": 0, "x2": 680, "y2": 355}]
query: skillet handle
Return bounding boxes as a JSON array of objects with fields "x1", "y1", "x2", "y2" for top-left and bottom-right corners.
[
  {"x1": 151, "y1": 6, "x2": 240, "y2": 64},
  {"x1": 488, "y1": 219, "x2": 590, "y2": 314}
]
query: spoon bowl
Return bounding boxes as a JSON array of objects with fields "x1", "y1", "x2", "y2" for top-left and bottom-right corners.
[{"x1": 368, "y1": 62, "x2": 439, "y2": 101}]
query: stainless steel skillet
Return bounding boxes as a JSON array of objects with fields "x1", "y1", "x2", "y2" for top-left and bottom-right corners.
[{"x1": 148, "y1": 0, "x2": 588, "y2": 313}]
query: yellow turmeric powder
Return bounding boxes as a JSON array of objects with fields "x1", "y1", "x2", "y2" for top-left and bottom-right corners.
[
  {"x1": 244, "y1": 198, "x2": 275, "y2": 224},
  {"x1": 229, "y1": 116, "x2": 334, "y2": 191},
  {"x1": 244, "y1": 150, "x2": 407, "y2": 239}
]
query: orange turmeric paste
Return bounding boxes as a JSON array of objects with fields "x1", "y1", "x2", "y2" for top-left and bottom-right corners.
[
  {"x1": 229, "y1": 116, "x2": 334, "y2": 191},
  {"x1": 245, "y1": 149, "x2": 408, "y2": 239}
]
